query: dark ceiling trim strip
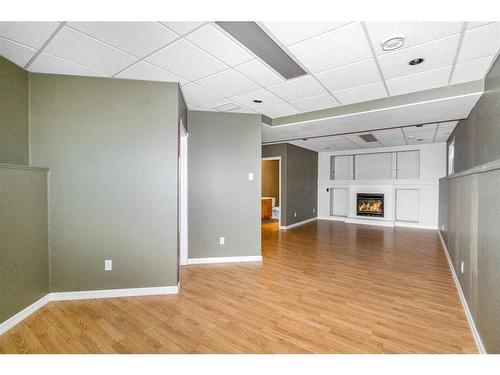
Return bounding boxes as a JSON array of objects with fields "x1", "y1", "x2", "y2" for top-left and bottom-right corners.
[{"x1": 216, "y1": 21, "x2": 307, "y2": 80}]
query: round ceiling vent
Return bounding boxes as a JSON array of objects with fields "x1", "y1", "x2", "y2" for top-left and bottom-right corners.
[{"x1": 381, "y1": 35, "x2": 406, "y2": 51}]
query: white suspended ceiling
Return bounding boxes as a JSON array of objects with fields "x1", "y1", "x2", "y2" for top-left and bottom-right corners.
[{"x1": 0, "y1": 21, "x2": 498, "y2": 119}]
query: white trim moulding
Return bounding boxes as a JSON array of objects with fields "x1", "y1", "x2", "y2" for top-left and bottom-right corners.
[
  {"x1": 279, "y1": 217, "x2": 317, "y2": 230},
  {"x1": 187, "y1": 256, "x2": 263, "y2": 265}
]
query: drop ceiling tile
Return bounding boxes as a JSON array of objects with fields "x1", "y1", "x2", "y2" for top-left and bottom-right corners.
[
  {"x1": 403, "y1": 124, "x2": 438, "y2": 144},
  {"x1": 0, "y1": 22, "x2": 59, "y2": 48},
  {"x1": 181, "y1": 83, "x2": 223, "y2": 107},
  {"x1": 458, "y1": 22, "x2": 500, "y2": 62},
  {"x1": 196, "y1": 69, "x2": 259, "y2": 97},
  {"x1": 316, "y1": 58, "x2": 381, "y2": 92},
  {"x1": 115, "y1": 61, "x2": 187, "y2": 83},
  {"x1": 186, "y1": 23, "x2": 253, "y2": 66},
  {"x1": 325, "y1": 136, "x2": 360, "y2": 150},
  {"x1": 29, "y1": 53, "x2": 107, "y2": 77},
  {"x1": 159, "y1": 22, "x2": 204, "y2": 36},
  {"x1": 344, "y1": 133, "x2": 382, "y2": 148},
  {"x1": 386, "y1": 66, "x2": 452, "y2": 96},
  {"x1": 451, "y1": 55, "x2": 495, "y2": 84},
  {"x1": 365, "y1": 22, "x2": 463, "y2": 55},
  {"x1": 260, "y1": 102, "x2": 300, "y2": 118},
  {"x1": 372, "y1": 129, "x2": 406, "y2": 147},
  {"x1": 267, "y1": 75, "x2": 327, "y2": 102},
  {"x1": 231, "y1": 88, "x2": 285, "y2": 109},
  {"x1": 291, "y1": 94, "x2": 339, "y2": 112},
  {"x1": 378, "y1": 34, "x2": 460, "y2": 79},
  {"x1": 234, "y1": 59, "x2": 284, "y2": 87},
  {"x1": 262, "y1": 22, "x2": 351, "y2": 46},
  {"x1": 146, "y1": 39, "x2": 227, "y2": 81},
  {"x1": 288, "y1": 22, "x2": 372, "y2": 73},
  {"x1": 67, "y1": 22, "x2": 178, "y2": 57},
  {"x1": 333, "y1": 81, "x2": 387, "y2": 105},
  {"x1": 0, "y1": 36, "x2": 37, "y2": 67},
  {"x1": 435, "y1": 121, "x2": 458, "y2": 142},
  {"x1": 44, "y1": 27, "x2": 137, "y2": 75}
]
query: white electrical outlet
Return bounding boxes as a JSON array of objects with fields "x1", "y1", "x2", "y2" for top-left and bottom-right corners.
[
  {"x1": 248, "y1": 172, "x2": 254, "y2": 181},
  {"x1": 219, "y1": 236, "x2": 225, "y2": 245},
  {"x1": 294, "y1": 212, "x2": 297, "y2": 217},
  {"x1": 104, "y1": 259, "x2": 112, "y2": 271},
  {"x1": 313, "y1": 208, "x2": 315, "y2": 213},
  {"x1": 460, "y1": 261, "x2": 464, "y2": 274}
]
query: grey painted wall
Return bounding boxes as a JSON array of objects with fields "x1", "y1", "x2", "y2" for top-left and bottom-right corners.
[
  {"x1": 0, "y1": 56, "x2": 29, "y2": 165},
  {"x1": 188, "y1": 111, "x2": 261, "y2": 259},
  {"x1": 29, "y1": 74, "x2": 180, "y2": 292},
  {"x1": 0, "y1": 165, "x2": 48, "y2": 324},
  {"x1": 439, "y1": 55, "x2": 500, "y2": 353},
  {"x1": 262, "y1": 143, "x2": 318, "y2": 226}
]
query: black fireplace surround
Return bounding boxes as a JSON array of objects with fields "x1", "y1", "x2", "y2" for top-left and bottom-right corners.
[{"x1": 357, "y1": 193, "x2": 384, "y2": 217}]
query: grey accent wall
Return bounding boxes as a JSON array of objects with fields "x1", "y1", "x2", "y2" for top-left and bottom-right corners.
[
  {"x1": 188, "y1": 111, "x2": 261, "y2": 259},
  {"x1": 29, "y1": 74, "x2": 180, "y2": 292},
  {"x1": 439, "y1": 55, "x2": 500, "y2": 353},
  {"x1": 0, "y1": 165, "x2": 48, "y2": 324},
  {"x1": 262, "y1": 143, "x2": 318, "y2": 226},
  {"x1": 0, "y1": 56, "x2": 29, "y2": 165}
]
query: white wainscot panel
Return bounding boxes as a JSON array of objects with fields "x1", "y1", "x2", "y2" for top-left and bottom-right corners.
[
  {"x1": 331, "y1": 188, "x2": 348, "y2": 216},
  {"x1": 395, "y1": 189, "x2": 420, "y2": 222}
]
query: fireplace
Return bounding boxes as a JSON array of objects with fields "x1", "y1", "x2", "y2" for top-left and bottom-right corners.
[{"x1": 357, "y1": 193, "x2": 384, "y2": 217}]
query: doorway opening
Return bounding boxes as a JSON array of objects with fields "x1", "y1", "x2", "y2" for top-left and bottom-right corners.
[{"x1": 261, "y1": 157, "x2": 281, "y2": 227}]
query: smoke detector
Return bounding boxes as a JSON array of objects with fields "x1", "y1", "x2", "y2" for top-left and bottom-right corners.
[{"x1": 381, "y1": 35, "x2": 406, "y2": 51}]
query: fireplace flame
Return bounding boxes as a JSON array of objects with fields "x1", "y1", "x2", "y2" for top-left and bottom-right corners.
[{"x1": 358, "y1": 200, "x2": 383, "y2": 213}]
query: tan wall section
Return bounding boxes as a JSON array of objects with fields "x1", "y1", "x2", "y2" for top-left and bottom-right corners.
[{"x1": 262, "y1": 160, "x2": 279, "y2": 207}]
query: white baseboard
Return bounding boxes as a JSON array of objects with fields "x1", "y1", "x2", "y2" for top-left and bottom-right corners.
[
  {"x1": 438, "y1": 231, "x2": 486, "y2": 354},
  {"x1": 345, "y1": 217, "x2": 395, "y2": 227},
  {"x1": 280, "y1": 217, "x2": 317, "y2": 230},
  {"x1": 318, "y1": 216, "x2": 346, "y2": 222},
  {"x1": 50, "y1": 285, "x2": 179, "y2": 301},
  {"x1": 395, "y1": 221, "x2": 437, "y2": 230},
  {"x1": 187, "y1": 255, "x2": 263, "y2": 265},
  {"x1": 0, "y1": 294, "x2": 51, "y2": 336},
  {"x1": 0, "y1": 284, "x2": 179, "y2": 336}
]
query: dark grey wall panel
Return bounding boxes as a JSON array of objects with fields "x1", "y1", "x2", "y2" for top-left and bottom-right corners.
[
  {"x1": 0, "y1": 56, "x2": 29, "y2": 165},
  {"x1": 285, "y1": 144, "x2": 318, "y2": 225},
  {"x1": 188, "y1": 111, "x2": 261, "y2": 259},
  {"x1": 0, "y1": 166, "x2": 48, "y2": 324},
  {"x1": 449, "y1": 55, "x2": 500, "y2": 172}
]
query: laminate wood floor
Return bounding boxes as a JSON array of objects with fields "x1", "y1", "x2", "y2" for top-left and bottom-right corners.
[{"x1": 0, "y1": 220, "x2": 477, "y2": 353}]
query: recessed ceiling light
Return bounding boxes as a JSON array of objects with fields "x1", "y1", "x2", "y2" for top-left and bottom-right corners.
[
  {"x1": 253, "y1": 99, "x2": 263, "y2": 104},
  {"x1": 409, "y1": 58, "x2": 425, "y2": 66},
  {"x1": 381, "y1": 35, "x2": 406, "y2": 51}
]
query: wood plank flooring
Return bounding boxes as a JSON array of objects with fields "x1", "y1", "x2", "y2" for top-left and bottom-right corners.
[{"x1": 0, "y1": 220, "x2": 476, "y2": 353}]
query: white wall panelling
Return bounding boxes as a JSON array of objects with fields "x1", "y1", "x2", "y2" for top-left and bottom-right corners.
[{"x1": 318, "y1": 143, "x2": 446, "y2": 228}]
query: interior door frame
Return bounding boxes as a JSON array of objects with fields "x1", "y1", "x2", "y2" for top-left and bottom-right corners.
[
  {"x1": 262, "y1": 156, "x2": 282, "y2": 227},
  {"x1": 179, "y1": 122, "x2": 188, "y2": 266}
]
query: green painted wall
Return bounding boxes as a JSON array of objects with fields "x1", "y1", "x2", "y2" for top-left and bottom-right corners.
[
  {"x1": 0, "y1": 165, "x2": 48, "y2": 324},
  {"x1": 188, "y1": 111, "x2": 261, "y2": 259},
  {"x1": 29, "y1": 74, "x2": 180, "y2": 292},
  {"x1": 0, "y1": 56, "x2": 29, "y2": 165}
]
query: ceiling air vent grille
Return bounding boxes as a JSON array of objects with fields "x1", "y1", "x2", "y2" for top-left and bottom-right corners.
[{"x1": 358, "y1": 133, "x2": 378, "y2": 143}]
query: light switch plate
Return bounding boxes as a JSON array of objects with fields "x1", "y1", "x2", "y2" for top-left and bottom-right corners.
[
  {"x1": 219, "y1": 236, "x2": 225, "y2": 245},
  {"x1": 105, "y1": 259, "x2": 112, "y2": 271},
  {"x1": 248, "y1": 172, "x2": 254, "y2": 181}
]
